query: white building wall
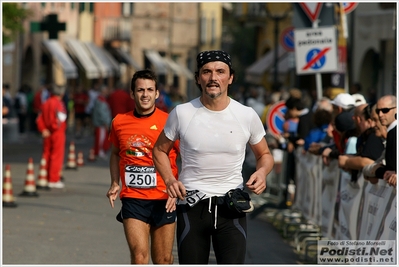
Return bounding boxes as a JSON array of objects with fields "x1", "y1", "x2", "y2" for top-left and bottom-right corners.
[{"x1": 352, "y1": 3, "x2": 396, "y2": 97}]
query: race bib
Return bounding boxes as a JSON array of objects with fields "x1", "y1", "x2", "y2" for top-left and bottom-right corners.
[
  {"x1": 124, "y1": 165, "x2": 157, "y2": 188},
  {"x1": 178, "y1": 190, "x2": 207, "y2": 207}
]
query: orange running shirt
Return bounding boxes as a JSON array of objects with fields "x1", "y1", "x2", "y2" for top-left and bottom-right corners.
[{"x1": 109, "y1": 108, "x2": 179, "y2": 200}]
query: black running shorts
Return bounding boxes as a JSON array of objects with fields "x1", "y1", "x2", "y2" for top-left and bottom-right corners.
[{"x1": 117, "y1": 198, "x2": 176, "y2": 227}]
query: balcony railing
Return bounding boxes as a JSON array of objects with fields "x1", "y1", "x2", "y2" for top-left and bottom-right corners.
[{"x1": 101, "y1": 17, "x2": 131, "y2": 41}]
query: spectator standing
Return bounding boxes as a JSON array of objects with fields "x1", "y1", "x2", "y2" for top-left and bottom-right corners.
[
  {"x1": 284, "y1": 96, "x2": 314, "y2": 150},
  {"x1": 316, "y1": 93, "x2": 356, "y2": 162},
  {"x1": 2, "y1": 83, "x2": 13, "y2": 119},
  {"x1": 169, "y1": 85, "x2": 185, "y2": 109},
  {"x1": 107, "y1": 84, "x2": 135, "y2": 118},
  {"x1": 338, "y1": 104, "x2": 385, "y2": 181},
  {"x1": 14, "y1": 84, "x2": 29, "y2": 136},
  {"x1": 362, "y1": 104, "x2": 388, "y2": 184},
  {"x1": 303, "y1": 109, "x2": 332, "y2": 151},
  {"x1": 85, "y1": 83, "x2": 100, "y2": 136},
  {"x1": 91, "y1": 85, "x2": 112, "y2": 160},
  {"x1": 25, "y1": 85, "x2": 34, "y2": 131},
  {"x1": 245, "y1": 87, "x2": 265, "y2": 117},
  {"x1": 72, "y1": 85, "x2": 89, "y2": 138},
  {"x1": 155, "y1": 83, "x2": 172, "y2": 112},
  {"x1": 374, "y1": 95, "x2": 397, "y2": 179},
  {"x1": 32, "y1": 84, "x2": 50, "y2": 132},
  {"x1": 36, "y1": 84, "x2": 67, "y2": 188}
]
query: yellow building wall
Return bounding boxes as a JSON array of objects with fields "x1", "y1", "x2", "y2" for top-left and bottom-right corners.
[
  {"x1": 78, "y1": 12, "x2": 94, "y2": 42},
  {"x1": 200, "y1": 3, "x2": 223, "y2": 51}
]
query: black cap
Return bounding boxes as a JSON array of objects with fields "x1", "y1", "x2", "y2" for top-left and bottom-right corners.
[
  {"x1": 196, "y1": 50, "x2": 232, "y2": 70},
  {"x1": 335, "y1": 111, "x2": 355, "y2": 132}
]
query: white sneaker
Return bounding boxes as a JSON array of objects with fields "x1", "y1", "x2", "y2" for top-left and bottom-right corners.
[{"x1": 48, "y1": 181, "x2": 65, "y2": 188}]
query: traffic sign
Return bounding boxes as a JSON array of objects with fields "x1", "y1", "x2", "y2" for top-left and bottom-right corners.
[
  {"x1": 343, "y1": 2, "x2": 358, "y2": 14},
  {"x1": 265, "y1": 100, "x2": 286, "y2": 137},
  {"x1": 294, "y1": 26, "x2": 338, "y2": 75},
  {"x1": 280, "y1": 26, "x2": 295, "y2": 52},
  {"x1": 299, "y1": 3, "x2": 323, "y2": 22},
  {"x1": 302, "y1": 47, "x2": 331, "y2": 71}
]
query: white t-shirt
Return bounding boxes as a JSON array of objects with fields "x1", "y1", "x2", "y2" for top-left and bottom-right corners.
[{"x1": 163, "y1": 97, "x2": 266, "y2": 196}]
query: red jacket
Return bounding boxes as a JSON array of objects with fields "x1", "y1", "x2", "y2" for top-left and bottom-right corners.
[{"x1": 36, "y1": 96, "x2": 67, "y2": 133}]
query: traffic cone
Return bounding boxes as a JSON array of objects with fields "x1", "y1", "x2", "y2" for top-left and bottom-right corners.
[
  {"x1": 19, "y1": 157, "x2": 39, "y2": 197},
  {"x1": 88, "y1": 148, "x2": 96, "y2": 162},
  {"x1": 77, "y1": 151, "x2": 85, "y2": 166},
  {"x1": 66, "y1": 141, "x2": 78, "y2": 170},
  {"x1": 36, "y1": 157, "x2": 50, "y2": 190},
  {"x1": 3, "y1": 164, "x2": 17, "y2": 208}
]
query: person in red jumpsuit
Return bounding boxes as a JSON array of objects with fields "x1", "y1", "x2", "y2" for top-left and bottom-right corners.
[
  {"x1": 36, "y1": 84, "x2": 67, "y2": 189},
  {"x1": 107, "y1": 84, "x2": 135, "y2": 118}
]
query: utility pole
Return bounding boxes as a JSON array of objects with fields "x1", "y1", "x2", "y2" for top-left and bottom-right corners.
[{"x1": 265, "y1": 4, "x2": 291, "y2": 91}]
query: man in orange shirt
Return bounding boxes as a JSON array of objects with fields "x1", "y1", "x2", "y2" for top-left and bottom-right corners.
[{"x1": 106, "y1": 69, "x2": 179, "y2": 264}]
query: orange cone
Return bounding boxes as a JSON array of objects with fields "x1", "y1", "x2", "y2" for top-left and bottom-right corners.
[
  {"x1": 3, "y1": 164, "x2": 17, "y2": 208},
  {"x1": 19, "y1": 157, "x2": 39, "y2": 197},
  {"x1": 66, "y1": 141, "x2": 77, "y2": 170},
  {"x1": 36, "y1": 157, "x2": 50, "y2": 190},
  {"x1": 77, "y1": 151, "x2": 85, "y2": 166},
  {"x1": 88, "y1": 148, "x2": 96, "y2": 162}
]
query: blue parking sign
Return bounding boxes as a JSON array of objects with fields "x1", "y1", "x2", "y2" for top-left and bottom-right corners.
[{"x1": 280, "y1": 26, "x2": 295, "y2": 52}]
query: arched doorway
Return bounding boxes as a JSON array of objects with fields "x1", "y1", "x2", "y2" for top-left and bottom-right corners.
[{"x1": 358, "y1": 49, "x2": 379, "y2": 101}]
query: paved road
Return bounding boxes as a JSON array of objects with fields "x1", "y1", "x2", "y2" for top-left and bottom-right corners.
[{"x1": 2, "y1": 131, "x2": 300, "y2": 265}]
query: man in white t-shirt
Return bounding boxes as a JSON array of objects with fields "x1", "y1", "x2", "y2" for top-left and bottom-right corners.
[{"x1": 153, "y1": 50, "x2": 274, "y2": 264}]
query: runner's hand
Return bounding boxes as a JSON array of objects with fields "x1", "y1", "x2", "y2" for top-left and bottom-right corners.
[
  {"x1": 106, "y1": 183, "x2": 120, "y2": 208},
  {"x1": 165, "y1": 196, "x2": 177, "y2": 213},
  {"x1": 246, "y1": 171, "x2": 266, "y2": 195},
  {"x1": 166, "y1": 180, "x2": 186, "y2": 200}
]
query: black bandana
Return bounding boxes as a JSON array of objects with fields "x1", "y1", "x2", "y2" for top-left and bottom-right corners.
[{"x1": 196, "y1": 50, "x2": 232, "y2": 70}]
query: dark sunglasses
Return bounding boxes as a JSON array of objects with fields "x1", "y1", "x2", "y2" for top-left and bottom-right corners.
[{"x1": 376, "y1": 107, "x2": 396, "y2": 114}]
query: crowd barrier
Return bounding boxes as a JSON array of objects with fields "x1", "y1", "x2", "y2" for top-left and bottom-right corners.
[{"x1": 259, "y1": 147, "x2": 397, "y2": 262}]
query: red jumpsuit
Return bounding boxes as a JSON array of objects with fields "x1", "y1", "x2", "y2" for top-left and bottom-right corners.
[
  {"x1": 107, "y1": 89, "x2": 135, "y2": 118},
  {"x1": 36, "y1": 95, "x2": 67, "y2": 183}
]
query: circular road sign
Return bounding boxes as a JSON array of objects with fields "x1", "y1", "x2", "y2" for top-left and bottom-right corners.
[
  {"x1": 266, "y1": 100, "x2": 286, "y2": 137},
  {"x1": 343, "y1": 2, "x2": 358, "y2": 14},
  {"x1": 280, "y1": 26, "x2": 295, "y2": 52}
]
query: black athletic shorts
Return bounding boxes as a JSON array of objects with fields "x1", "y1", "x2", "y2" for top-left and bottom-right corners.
[
  {"x1": 116, "y1": 198, "x2": 176, "y2": 227},
  {"x1": 176, "y1": 197, "x2": 247, "y2": 264}
]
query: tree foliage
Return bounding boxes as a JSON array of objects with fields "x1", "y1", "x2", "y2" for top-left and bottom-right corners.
[{"x1": 2, "y1": 3, "x2": 31, "y2": 44}]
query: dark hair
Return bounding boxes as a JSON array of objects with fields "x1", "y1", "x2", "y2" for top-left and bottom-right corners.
[
  {"x1": 285, "y1": 96, "x2": 305, "y2": 110},
  {"x1": 194, "y1": 68, "x2": 236, "y2": 92},
  {"x1": 131, "y1": 69, "x2": 158, "y2": 92},
  {"x1": 362, "y1": 104, "x2": 372, "y2": 120},
  {"x1": 313, "y1": 109, "x2": 332, "y2": 128}
]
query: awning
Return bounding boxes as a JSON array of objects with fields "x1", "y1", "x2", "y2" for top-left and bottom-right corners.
[
  {"x1": 65, "y1": 39, "x2": 100, "y2": 79},
  {"x1": 269, "y1": 52, "x2": 293, "y2": 75},
  {"x1": 42, "y1": 40, "x2": 78, "y2": 79},
  {"x1": 144, "y1": 50, "x2": 168, "y2": 75},
  {"x1": 100, "y1": 47, "x2": 121, "y2": 76},
  {"x1": 113, "y1": 48, "x2": 142, "y2": 70},
  {"x1": 84, "y1": 42, "x2": 117, "y2": 78},
  {"x1": 245, "y1": 45, "x2": 288, "y2": 84},
  {"x1": 163, "y1": 57, "x2": 193, "y2": 80}
]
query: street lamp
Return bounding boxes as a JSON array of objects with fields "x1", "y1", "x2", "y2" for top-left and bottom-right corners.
[{"x1": 265, "y1": 4, "x2": 292, "y2": 91}]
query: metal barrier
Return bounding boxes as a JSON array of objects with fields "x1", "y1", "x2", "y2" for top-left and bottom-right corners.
[{"x1": 252, "y1": 146, "x2": 397, "y2": 264}]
